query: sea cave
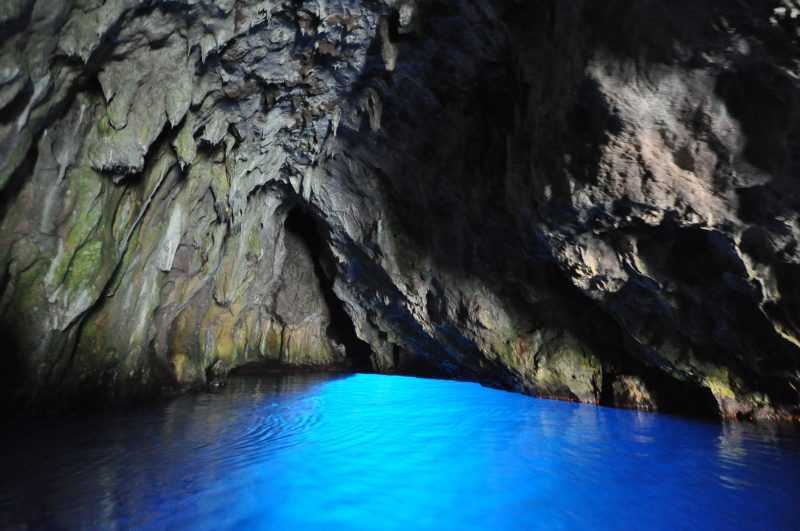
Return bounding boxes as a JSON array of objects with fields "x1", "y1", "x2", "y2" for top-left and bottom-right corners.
[{"x1": 1, "y1": 0, "x2": 800, "y2": 529}]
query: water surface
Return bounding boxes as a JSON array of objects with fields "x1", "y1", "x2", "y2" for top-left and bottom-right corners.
[{"x1": 1, "y1": 373, "x2": 799, "y2": 530}]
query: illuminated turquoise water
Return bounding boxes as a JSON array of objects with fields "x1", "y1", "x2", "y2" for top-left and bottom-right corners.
[{"x1": 1, "y1": 373, "x2": 799, "y2": 530}]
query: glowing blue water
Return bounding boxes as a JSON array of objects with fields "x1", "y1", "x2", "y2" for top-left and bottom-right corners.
[{"x1": 1, "y1": 374, "x2": 799, "y2": 530}]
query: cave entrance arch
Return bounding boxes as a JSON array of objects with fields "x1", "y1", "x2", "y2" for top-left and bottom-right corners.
[{"x1": 282, "y1": 206, "x2": 374, "y2": 372}]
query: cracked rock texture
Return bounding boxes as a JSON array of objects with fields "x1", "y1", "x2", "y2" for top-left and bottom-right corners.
[{"x1": 2, "y1": 0, "x2": 800, "y2": 420}]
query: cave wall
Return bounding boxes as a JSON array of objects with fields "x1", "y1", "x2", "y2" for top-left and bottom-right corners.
[{"x1": 1, "y1": 0, "x2": 799, "y2": 419}]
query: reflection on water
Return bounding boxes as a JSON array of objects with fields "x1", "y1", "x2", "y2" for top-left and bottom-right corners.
[{"x1": 1, "y1": 373, "x2": 799, "y2": 530}]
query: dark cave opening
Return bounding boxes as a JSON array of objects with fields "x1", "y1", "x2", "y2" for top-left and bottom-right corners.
[
  {"x1": 283, "y1": 206, "x2": 374, "y2": 372},
  {"x1": 642, "y1": 370, "x2": 721, "y2": 420}
]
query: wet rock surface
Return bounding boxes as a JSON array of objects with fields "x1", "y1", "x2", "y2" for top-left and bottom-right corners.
[{"x1": 1, "y1": 0, "x2": 800, "y2": 420}]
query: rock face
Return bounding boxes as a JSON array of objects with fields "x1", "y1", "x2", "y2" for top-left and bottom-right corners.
[{"x1": 1, "y1": 0, "x2": 800, "y2": 420}]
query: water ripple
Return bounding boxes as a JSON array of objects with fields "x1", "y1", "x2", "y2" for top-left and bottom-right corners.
[{"x1": 1, "y1": 373, "x2": 799, "y2": 531}]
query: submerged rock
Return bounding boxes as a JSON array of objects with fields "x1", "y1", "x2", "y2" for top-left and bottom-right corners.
[{"x1": 1, "y1": 0, "x2": 799, "y2": 420}]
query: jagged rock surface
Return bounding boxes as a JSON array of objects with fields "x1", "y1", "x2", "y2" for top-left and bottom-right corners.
[{"x1": 2, "y1": 0, "x2": 800, "y2": 420}]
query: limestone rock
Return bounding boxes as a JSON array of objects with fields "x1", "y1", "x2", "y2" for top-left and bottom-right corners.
[
  {"x1": 1, "y1": 0, "x2": 799, "y2": 420},
  {"x1": 611, "y1": 376, "x2": 656, "y2": 412}
]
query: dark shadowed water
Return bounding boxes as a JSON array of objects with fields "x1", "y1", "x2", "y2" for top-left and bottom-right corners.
[{"x1": 1, "y1": 374, "x2": 799, "y2": 530}]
